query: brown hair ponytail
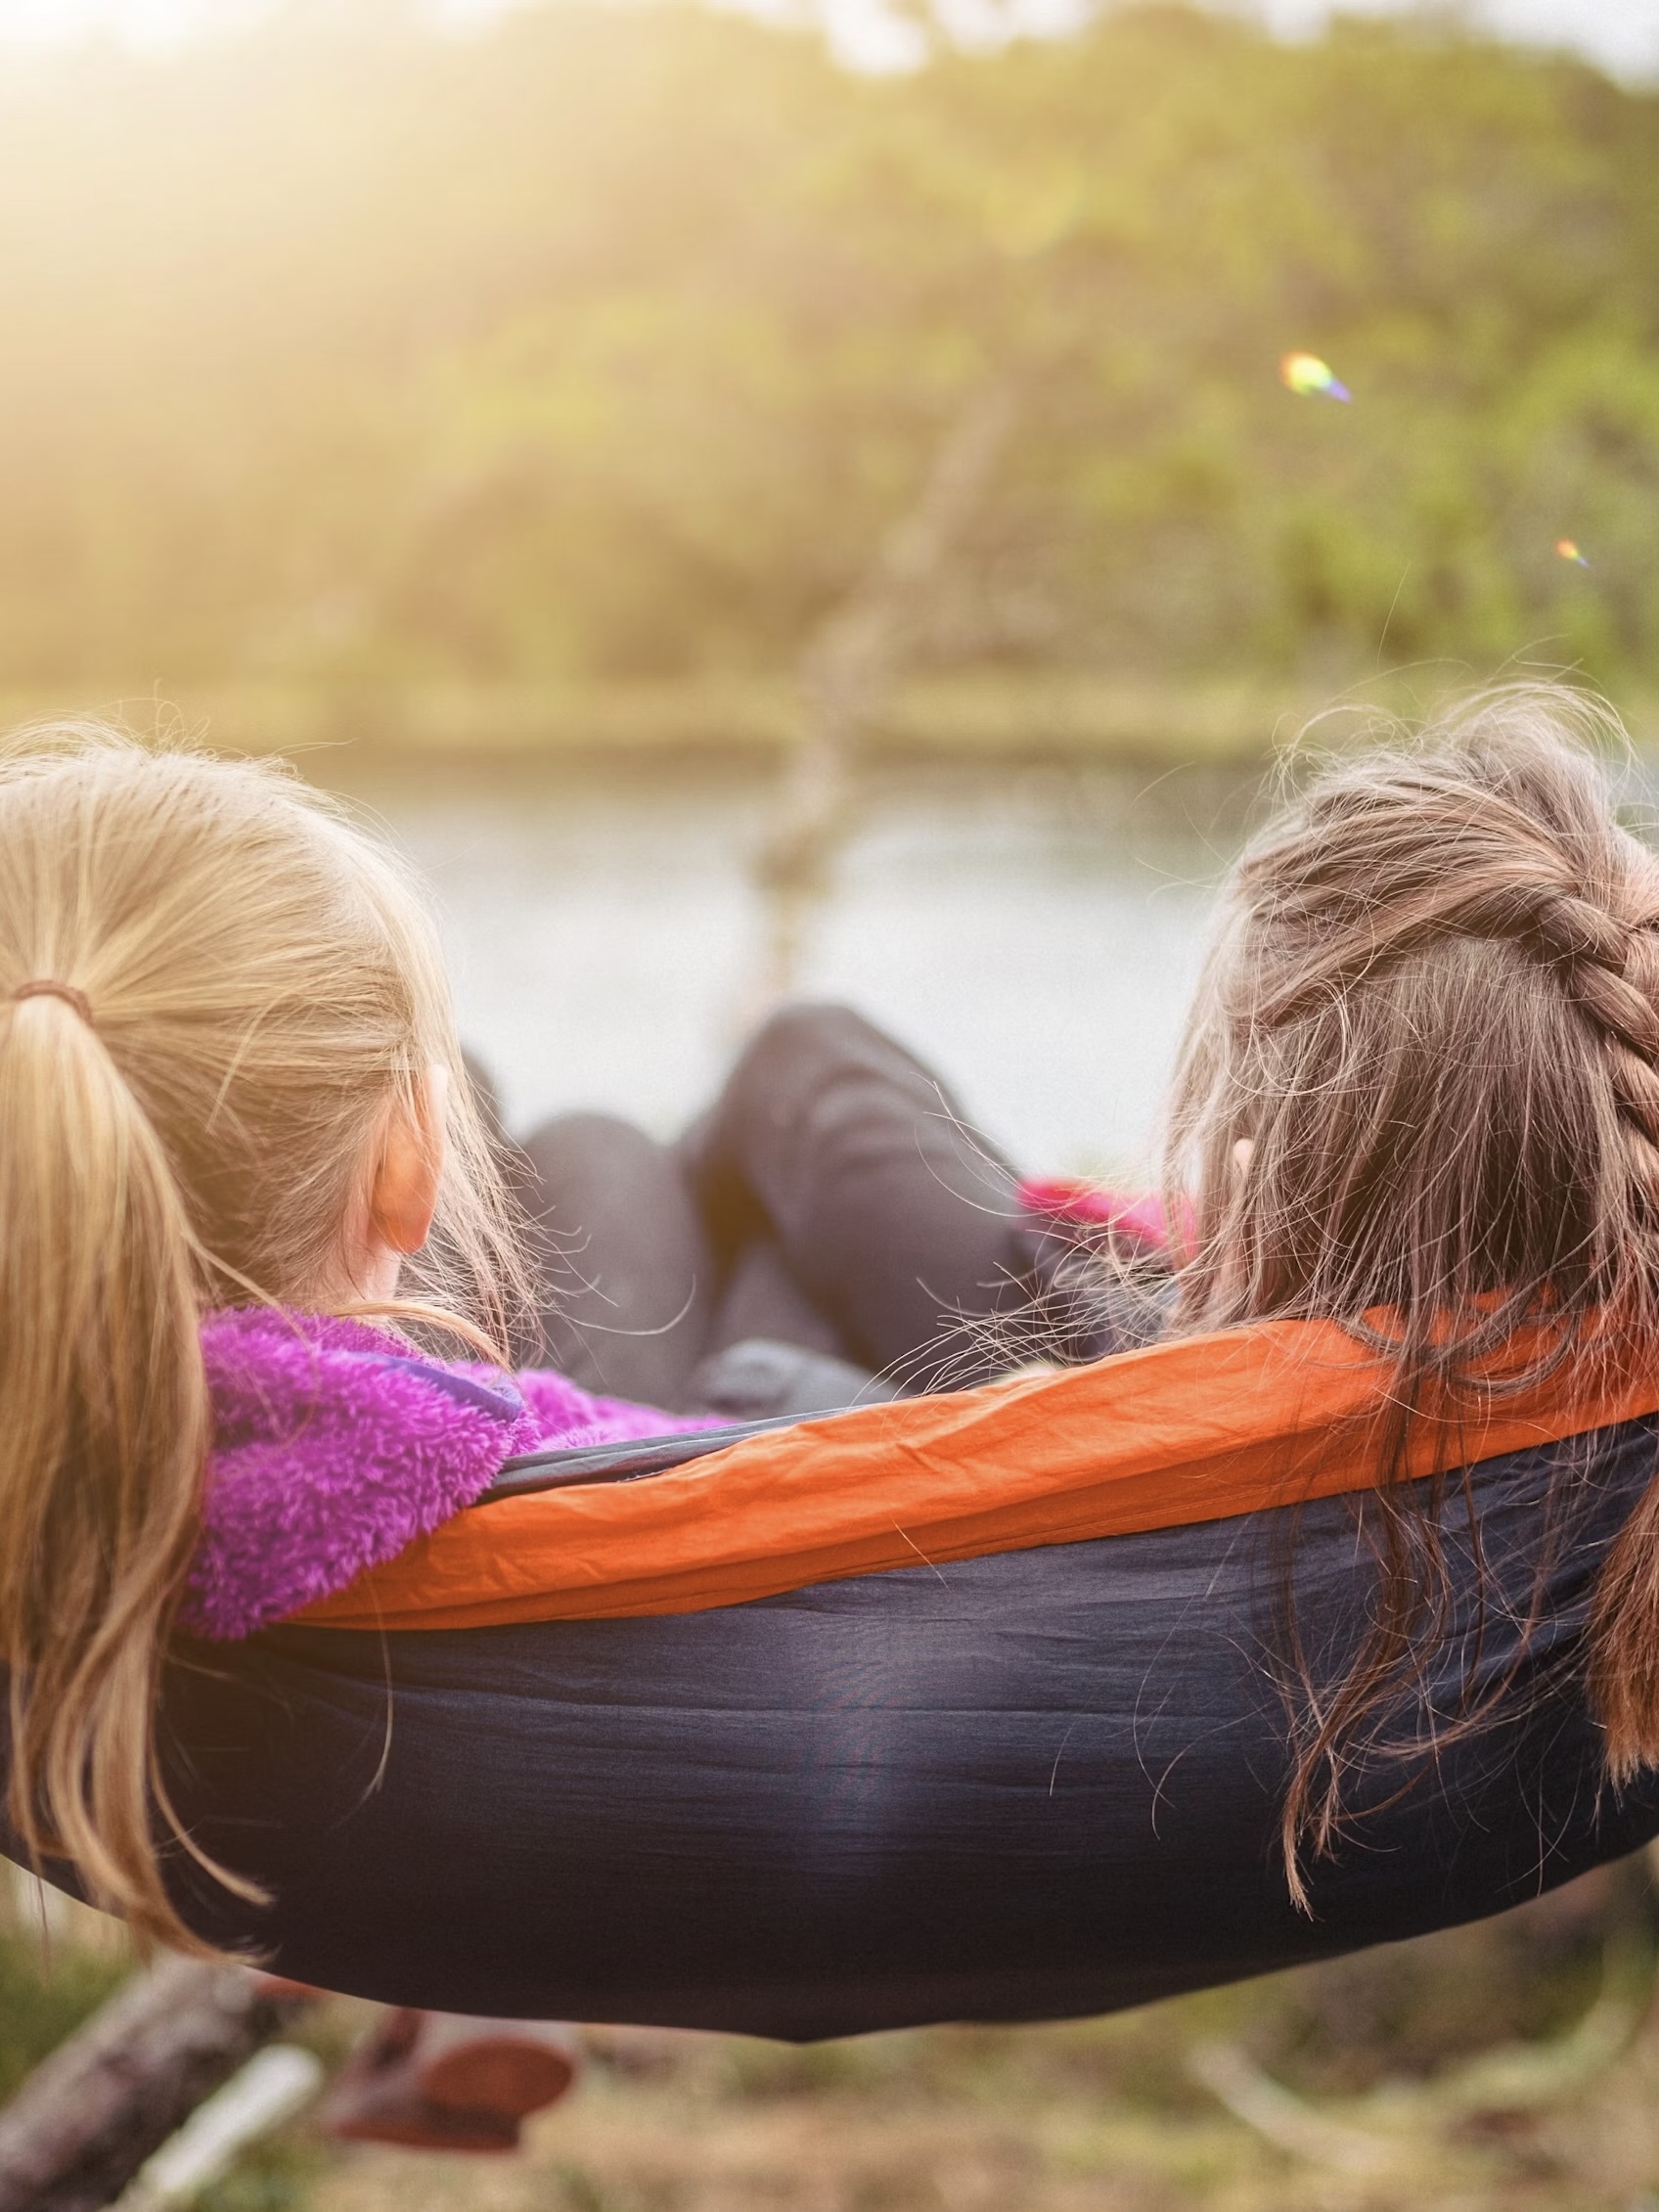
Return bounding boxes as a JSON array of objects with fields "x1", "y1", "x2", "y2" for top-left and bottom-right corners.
[{"x1": 0, "y1": 726, "x2": 528, "y2": 1947}]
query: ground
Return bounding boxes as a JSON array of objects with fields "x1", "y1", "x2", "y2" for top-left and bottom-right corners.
[
  {"x1": 16, "y1": 1848, "x2": 1646, "y2": 2212},
  {"x1": 12, "y1": 1856, "x2": 1659, "y2": 2210}
]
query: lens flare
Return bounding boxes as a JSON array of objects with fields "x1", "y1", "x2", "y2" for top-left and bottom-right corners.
[
  {"x1": 1555, "y1": 538, "x2": 1591, "y2": 566},
  {"x1": 1280, "y1": 352, "x2": 1351, "y2": 402}
]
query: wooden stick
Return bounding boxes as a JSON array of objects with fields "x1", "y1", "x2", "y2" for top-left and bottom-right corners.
[
  {"x1": 752, "y1": 379, "x2": 1021, "y2": 1006},
  {"x1": 0, "y1": 1958, "x2": 311, "y2": 2212}
]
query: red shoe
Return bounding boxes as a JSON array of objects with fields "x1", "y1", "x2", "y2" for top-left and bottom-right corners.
[
  {"x1": 316, "y1": 2008, "x2": 580, "y2": 2154},
  {"x1": 413, "y1": 2012, "x2": 581, "y2": 2118}
]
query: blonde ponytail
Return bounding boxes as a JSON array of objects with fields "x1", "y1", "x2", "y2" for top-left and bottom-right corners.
[
  {"x1": 0, "y1": 985, "x2": 218, "y2": 1943},
  {"x1": 0, "y1": 726, "x2": 528, "y2": 1948}
]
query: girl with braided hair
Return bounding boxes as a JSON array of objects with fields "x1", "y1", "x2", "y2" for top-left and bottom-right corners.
[{"x1": 1156, "y1": 681, "x2": 1659, "y2": 1899}]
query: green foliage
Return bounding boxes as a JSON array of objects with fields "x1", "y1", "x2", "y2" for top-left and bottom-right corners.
[
  {"x1": 195, "y1": 2131, "x2": 328, "y2": 2212},
  {"x1": 0, "y1": 1923, "x2": 128, "y2": 2103},
  {"x1": 2, "y1": 0, "x2": 1657, "y2": 699}
]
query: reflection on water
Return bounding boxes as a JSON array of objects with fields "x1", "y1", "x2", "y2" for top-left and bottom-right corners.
[{"x1": 331, "y1": 755, "x2": 1262, "y2": 1177}]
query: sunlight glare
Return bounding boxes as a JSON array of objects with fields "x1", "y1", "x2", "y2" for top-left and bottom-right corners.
[{"x1": 0, "y1": 0, "x2": 1647, "y2": 83}]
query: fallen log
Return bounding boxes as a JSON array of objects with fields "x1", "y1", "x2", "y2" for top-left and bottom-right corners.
[{"x1": 0, "y1": 1957, "x2": 310, "y2": 2212}]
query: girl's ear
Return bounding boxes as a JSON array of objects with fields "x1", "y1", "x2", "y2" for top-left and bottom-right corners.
[{"x1": 371, "y1": 1063, "x2": 450, "y2": 1255}]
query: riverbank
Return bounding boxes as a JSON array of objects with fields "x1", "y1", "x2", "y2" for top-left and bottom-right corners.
[{"x1": 0, "y1": 671, "x2": 1634, "y2": 768}]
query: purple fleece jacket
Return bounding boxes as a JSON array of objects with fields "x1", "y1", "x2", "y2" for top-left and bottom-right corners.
[{"x1": 179, "y1": 1308, "x2": 691, "y2": 1642}]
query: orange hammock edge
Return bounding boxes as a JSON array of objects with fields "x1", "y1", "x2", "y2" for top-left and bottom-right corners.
[{"x1": 298, "y1": 1320, "x2": 1659, "y2": 1633}]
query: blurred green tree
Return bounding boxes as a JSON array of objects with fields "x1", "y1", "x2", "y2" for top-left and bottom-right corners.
[{"x1": 0, "y1": 0, "x2": 1651, "y2": 701}]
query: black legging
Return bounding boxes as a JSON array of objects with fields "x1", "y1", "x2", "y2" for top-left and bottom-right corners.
[
  {"x1": 501, "y1": 1005, "x2": 1076, "y2": 1411},
  {"x1": 491, "y1": 1003, "x2": 1167, "y2": 1415}
]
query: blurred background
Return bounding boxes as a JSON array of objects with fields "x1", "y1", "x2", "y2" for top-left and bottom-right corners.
[
  {"x1": 9, "y1": 0, "x2": 1659, "y2": 2203},
  {"x1": 4, "y1": 0, "x2": 1659, "y2": 1169}
]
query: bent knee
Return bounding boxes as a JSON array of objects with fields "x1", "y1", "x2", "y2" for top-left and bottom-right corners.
[{"x1": 733, "y1": 1002, "x2": 896, "y2": 1088}]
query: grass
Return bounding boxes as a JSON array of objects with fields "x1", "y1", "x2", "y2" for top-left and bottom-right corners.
[
  {"x1": 0, "y1": 1875, "x2": 131, "y2": 2105},
  {"x1": 282, "y1": 1904, "x2": 1659, "y2": 2212}
]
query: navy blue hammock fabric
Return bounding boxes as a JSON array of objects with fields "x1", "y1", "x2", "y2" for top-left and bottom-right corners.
[{"x1": 20, "y1": 1407, "x2": 1646, "y2": 2041}]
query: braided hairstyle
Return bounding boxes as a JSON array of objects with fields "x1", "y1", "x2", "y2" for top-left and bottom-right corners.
[{"x1": 1164, "y1": 682, "x2": 1659, "y2": 1901}]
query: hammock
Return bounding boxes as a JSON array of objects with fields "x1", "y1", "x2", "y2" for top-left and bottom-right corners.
[
  {"x1": 41, "y1": 1327, "x2": 1659, "y2": 2037},
  {"x1": 302, "y1": 1318, "x2": 1659, "y2": 1629}
]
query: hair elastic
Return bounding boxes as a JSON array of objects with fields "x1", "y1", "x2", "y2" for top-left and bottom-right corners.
[{"x1": 12, "y1": 979, "x2": 93, "y2": 1025}]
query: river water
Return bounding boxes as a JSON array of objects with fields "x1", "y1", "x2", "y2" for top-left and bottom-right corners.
[{"x1": 336, "y1": 754, "x2": 1264, "y2": 1179}]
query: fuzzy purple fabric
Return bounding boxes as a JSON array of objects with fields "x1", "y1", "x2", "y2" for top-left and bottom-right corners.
[{"x1": 179, "y1": 1308, "x2": 693, "y2": 1642}]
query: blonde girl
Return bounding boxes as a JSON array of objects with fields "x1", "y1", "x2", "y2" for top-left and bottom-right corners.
[
  {"x1": 0, "y1": 728, "x2": 710, "y2": 2147},
  {"x1": 0, "y1": 730, "x2": 554, "y2": 1945}
]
